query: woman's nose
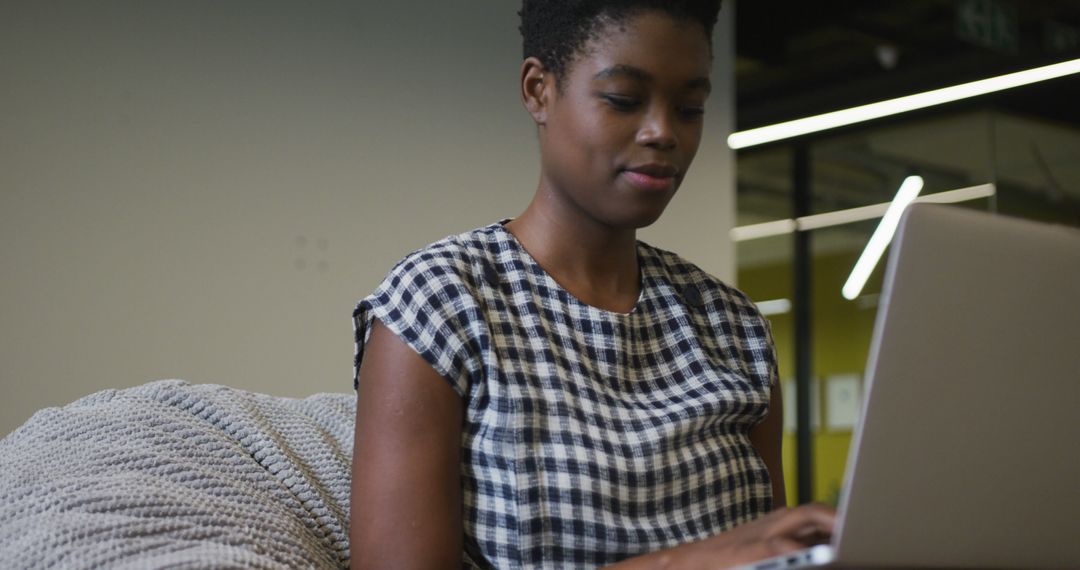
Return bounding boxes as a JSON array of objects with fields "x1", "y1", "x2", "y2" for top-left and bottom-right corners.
[{"x1": 635, "y1": 106, "x2": 677, "y2": 150}]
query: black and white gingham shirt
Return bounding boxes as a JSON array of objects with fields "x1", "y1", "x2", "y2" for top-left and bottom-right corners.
[{"x1": 353, "y1": 221, "x2": 776, "y2": 568}]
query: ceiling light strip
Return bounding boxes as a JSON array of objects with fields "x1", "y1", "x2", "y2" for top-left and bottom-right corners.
[
  {"x1": 797, "y1": 202, "x2": 893, "y2": 232},
  {"x1": 755, "y1": 298, "x2": 793, "y2": 316},
  {"x1": 914, "y1": 183, "x2": 996, "y2": 205},
  {"x1": 728, "y1": 58, "x2": 1080, "y2": 150},
  {"x1": 841, "y1": 176, "x2": 925, "y2": 300},
  {"x1": 729, "y1": 219, "x2": 799, "y2": 242},
  {"x1": 731, "y1": 183, "x2": 996, "y2": 242}
]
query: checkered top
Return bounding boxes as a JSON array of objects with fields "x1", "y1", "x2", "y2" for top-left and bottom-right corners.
[{"x1": 353, "y1": 221, "x2": 777, "y2": 568}]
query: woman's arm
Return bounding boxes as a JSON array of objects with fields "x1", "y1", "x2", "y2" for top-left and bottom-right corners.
[
  {"x1": 602, "y1": 504, "x2": 835, "y2": 570},
  {"x1": 350, "y1": 319, "x2": 464, "y2": 569},
  {"x1": 749, "y1": 382, "x2": 788, "y2": 509}
]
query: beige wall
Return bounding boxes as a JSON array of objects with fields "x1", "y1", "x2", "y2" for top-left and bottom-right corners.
[{"x1": 0, "y1": 1, "x2": 735, "y2": 437}]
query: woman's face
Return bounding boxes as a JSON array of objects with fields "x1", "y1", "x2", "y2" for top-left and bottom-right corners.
[{"x1": 536, "y1": 10, "x2": 713, "y2": 230}]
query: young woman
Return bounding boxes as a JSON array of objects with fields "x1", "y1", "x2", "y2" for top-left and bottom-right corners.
[{"x1": 350, "y1": 1, "x2": 835, "y2": 568}]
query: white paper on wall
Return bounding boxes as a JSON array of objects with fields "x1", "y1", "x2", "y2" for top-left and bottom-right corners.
[{"x1": 825, "y1": 374, "x2": 862, "y2": 431}]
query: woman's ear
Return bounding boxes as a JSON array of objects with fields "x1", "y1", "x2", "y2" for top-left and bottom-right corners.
[{"x1": 520, "y1": 57, "x2": 550, "y2": 125}]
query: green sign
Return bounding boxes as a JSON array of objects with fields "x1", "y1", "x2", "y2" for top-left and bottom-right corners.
[{"x1": 956, "y1": 0, "x2": 1019, "y2": 55}]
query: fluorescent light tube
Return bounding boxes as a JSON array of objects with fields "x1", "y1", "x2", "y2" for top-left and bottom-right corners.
[
  {"x1": 842, "y1": 176, "x2": 924, "y2": 300},
  {"x1": 756, "y1": 298, "x2": 793, "y2": 316},
  {"x1": 729, "y1": 184, "x2": 995, "y2": 242},
  {"x1": 730, "y1": 219, "x2": 798, "y2": 242},
  {"x1": 728, "y1": 58, "x2": 1080, "y2": 149}
]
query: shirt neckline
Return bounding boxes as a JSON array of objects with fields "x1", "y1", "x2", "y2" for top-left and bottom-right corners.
[{"x1": 493, "y1": 219, "x2": 649, "y2": 318}]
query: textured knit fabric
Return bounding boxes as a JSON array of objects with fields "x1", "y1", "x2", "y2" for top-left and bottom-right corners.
[
  {"x1": 353, "y1": 221, "x2": 777, "y2": 569},
  {"x1": 0, "y1": 380, "x2": 355, "y2": 569}
]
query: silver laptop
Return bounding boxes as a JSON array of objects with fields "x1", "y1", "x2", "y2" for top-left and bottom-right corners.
[{"x1": 737, "y1": 203, "x2": 1080, "y2": 570}]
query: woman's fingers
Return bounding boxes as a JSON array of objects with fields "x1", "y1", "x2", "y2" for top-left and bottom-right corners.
[{"x1": 766, "y1": 504, "x2": 837, "y2": 546}]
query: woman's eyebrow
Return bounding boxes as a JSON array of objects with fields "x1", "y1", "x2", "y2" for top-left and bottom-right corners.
[
  {"x1": 593, "y1": 64, "x2": 651, "y2": 82},
  {"x1": 593, "y1": 64, "x2": 711, "y2": 93},
  {"x1": 687, "y1": 77, "x2": 712, "y2": 94}
]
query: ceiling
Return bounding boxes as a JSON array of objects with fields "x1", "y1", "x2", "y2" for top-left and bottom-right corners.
[
  {"x1": 735, "y1": 0, "x2": 1080, "y2": 130},
  {"x1": 732, "y1": 0, "x2": 1080, "y2": 266}
]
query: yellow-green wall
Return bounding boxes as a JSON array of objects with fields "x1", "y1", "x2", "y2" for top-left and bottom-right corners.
[
  {"x1": 738, "y1": 245, "x2": 884, "y2": 506},
  {"x1": 736, "y1": 199, "x2": 1054, "y2": 505}
]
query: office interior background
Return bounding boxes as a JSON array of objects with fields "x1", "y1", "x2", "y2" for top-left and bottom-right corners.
[
  {"x1": 732, "y1": 0, "x2": 1080, "y2": 504},
  {"x1": 2, "y1": 0, "x2": 1078, "y2": 507}
]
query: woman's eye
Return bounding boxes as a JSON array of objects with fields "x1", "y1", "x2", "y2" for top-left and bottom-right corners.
[
  {"x1": 603, "y1": 95, "x2": 640, "y2": 111},
  {"x1": 679, "y1": 106, "x2": 706, "y2": 119}
]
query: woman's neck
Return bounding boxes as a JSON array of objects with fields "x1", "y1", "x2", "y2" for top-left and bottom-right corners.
[{"x1": 505, "y1": 188, "x2": 641, "y2": 313}]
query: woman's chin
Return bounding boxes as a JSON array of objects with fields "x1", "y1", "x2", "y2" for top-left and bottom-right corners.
[{"x1": 596, "y1": 204, "x2": 671, "y2": 231}]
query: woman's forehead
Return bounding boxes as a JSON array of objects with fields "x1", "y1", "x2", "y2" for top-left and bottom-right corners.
[{"x1": 566, "y1": 13, "x2": 712, "y2": 85}]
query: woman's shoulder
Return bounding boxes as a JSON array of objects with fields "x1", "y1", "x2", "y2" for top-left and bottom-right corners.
[
  {"x1": 638, "y1": 241, "x2": 763, "y2": 320},
  {"x1": 382, "y1": 222, "x2": 504, "y2": 291}
]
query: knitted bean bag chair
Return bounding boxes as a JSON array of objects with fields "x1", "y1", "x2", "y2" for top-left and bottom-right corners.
[{"x1": 0, "y1": 380, "x2": 355, "y2": 569}]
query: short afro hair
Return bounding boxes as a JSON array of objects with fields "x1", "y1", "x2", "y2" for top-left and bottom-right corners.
[{"x1": 519, "y1": 0, "x2": 722, "y2": 85}]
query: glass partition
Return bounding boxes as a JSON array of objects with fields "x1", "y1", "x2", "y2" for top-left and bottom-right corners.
[{"x1": 735, "y1": 107, "x2": 1078, "y2": 505}]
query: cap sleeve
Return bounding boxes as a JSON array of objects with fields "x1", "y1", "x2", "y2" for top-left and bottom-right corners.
[
  {"x1": 730, "y1": 290, "x2": 780, "y2": 391},
  {"x1": 352, "y1": 243, "x2": 483, "y2": 397},
  {"x1": 757, "y1": 314, "x2": 780, "y2": 390}
]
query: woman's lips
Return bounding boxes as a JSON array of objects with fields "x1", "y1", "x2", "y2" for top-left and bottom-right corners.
[{"x1": 621, "y1": 170, "x2": 676, "y2": 192}]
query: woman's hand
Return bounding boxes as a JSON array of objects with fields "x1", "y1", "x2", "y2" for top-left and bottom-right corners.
[
  {"x1": 605, "y1": 504, "x2": 836, "y2": 570},
  {"x1": 674, "y1": 504, "x2": 836, "y2": 569}
]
